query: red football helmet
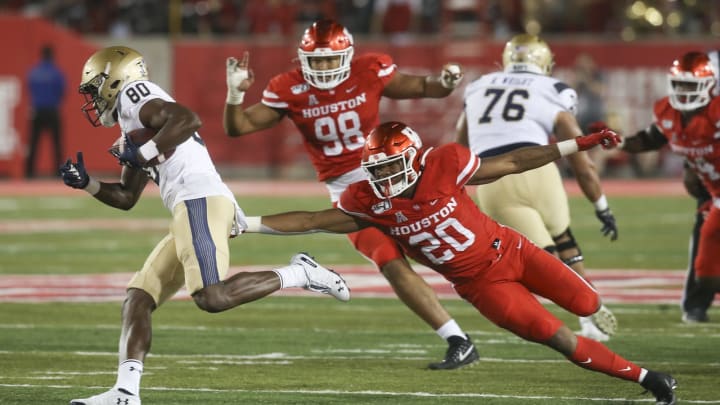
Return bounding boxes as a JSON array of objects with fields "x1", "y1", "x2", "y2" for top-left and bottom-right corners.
[
  {"x1": 298, "y1": 19, "x2": 354, "y2": 90},
  {"x1": 361, "y1": 122, "x2": 424, "y2": 199},
  {"x1": 668, "y1": 51, "x2": 717, "y2": 111}
]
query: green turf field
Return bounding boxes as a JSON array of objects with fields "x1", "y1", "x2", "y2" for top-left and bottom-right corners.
[{"x1": 1, "y1": 194, "x2": 718, "y2": 404}]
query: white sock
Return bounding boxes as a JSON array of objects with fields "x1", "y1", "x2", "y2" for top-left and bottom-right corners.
[
  {"x1": 272, "y1": 265, "x2": 307, "y2": 289},
  {"x1": 114, "y1": 359, "x2": 143, "y2": 396},
  {"x1": 435, "y1": 319, "x2": 465, "y2": 340},
  {"x1": 638, "y1": 368, "x2": 649, "y2": 383}
]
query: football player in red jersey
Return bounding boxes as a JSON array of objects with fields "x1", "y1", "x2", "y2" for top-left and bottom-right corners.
[
  {"x1": 223, "y1": 19, "x2": 475, "y2": 369},
  {"x1": 241, "y1": 121, "x2": 677, "y2": 405},
  {"x1": 621, "y1": 51, "x2": 720, "y2": 312}
]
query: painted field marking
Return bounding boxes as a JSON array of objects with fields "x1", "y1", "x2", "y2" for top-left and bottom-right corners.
[{"x1": 0, "y1": 267, "x2": 713, "y2": 304}]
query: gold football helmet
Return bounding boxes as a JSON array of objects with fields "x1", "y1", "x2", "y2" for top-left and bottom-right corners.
[
  {"x1": 502, "y1": 34, "x2": 554, "y2": 76},
  {"x1": 79, "y1": 46, "x2": 148, "y2": 127}
]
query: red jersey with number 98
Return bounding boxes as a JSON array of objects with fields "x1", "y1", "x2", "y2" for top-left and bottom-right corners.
[
  {"x1": 653, "y1": 95, "x2": 720, "y2": 197},
  {"x1": 338, "y1": 143, "x2": 516, "y2": 284},
  {"x1": 262, "y1": 53, "x2": 396, "y2": 181}
]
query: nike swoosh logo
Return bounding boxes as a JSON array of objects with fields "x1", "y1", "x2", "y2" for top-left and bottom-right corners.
[
  {"x1": 458, "y1": 345, "x2": 475, "y2": 362},
  {"x1": 430, "y1": 199, "x2": 439, "y2": 205},
  {"x1": 618, "y1": 366, "x2": 631, "y2": 372},
  {"x1": 346, "y1": 85, "x2": 357, "y2": 93},
  {"x1": 579, "y1": 357, "x2": 592, "y2": 364}
]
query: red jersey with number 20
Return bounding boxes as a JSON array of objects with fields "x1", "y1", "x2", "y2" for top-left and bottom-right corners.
[
  {"x1": 262, "y1": 53, "x2": 397, "y2": 181},
  {"x1": 338, "y1": 143, "x2": 517, "y2": 284},
  {"x1": 653, "y1": 95, "x2": 720, "y2": 197}
]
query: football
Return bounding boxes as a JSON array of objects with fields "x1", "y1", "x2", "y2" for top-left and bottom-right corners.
[{"x1": 110, "y1": 127, "x2": 175, "y2": 167}]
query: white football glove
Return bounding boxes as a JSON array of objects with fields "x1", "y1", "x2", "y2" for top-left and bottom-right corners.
[
  {"x1": 226, "y1": 52, "x2": 252, "y2": 105},
  {"x1": 440, "y1": 63, "x2": 464, "y2": 90}
]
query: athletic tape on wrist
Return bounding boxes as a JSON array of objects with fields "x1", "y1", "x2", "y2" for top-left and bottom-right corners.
[
  {"x1": 594, "y1": 195, "x2": 609, "y2": 211},
  {"x1": 244, "y1": 216, "x2": 261, "y2": 232},
  {"x1": 226, "y1": 90, "x2": 245, "y2": 105},
  {"x1": 138, "y1": 139, "x2": 160, "y2": 161},
  {"x1": 556, "y1": 140, "x2": 579, "y2": 156},
  {"x1": 85, "y1": 178, "x2": 101, "y2": 195}
]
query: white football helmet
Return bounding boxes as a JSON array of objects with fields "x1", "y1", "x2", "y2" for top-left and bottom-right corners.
[
  {"x1": 361, "y1": 122, "x2": 424, "y2": 199},
  {"x1": 502, "y1": 34, "x2": 554, "y2": 76},
  {"x1": 298, "y1": 19, "x2": 354, "y2": 90},
  {"x1": 79, "y1": 46, "x2": 148, "y2": 127},
  {"x1": 668, "y1": 51, "x2": 717, "y2": 111}
]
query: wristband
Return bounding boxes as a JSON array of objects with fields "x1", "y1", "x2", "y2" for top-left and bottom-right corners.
[
  {"x1": 85, "y1": 177, "x2": 101, "y2": 196},
  {"x1": 226, "y1": 89, "x2": 245, "y2": 105},
  {"x1": 244, "y1": 216, "x2": 262, "y2": 232},
  {"x1": 594, "y1": 195, "x2": 609, "y2": 211},
  {"x1": 138, "y1": 139, "x2": 160, "y2": 161},
  {"x1": 556, "y1": 139, "x2": 579, "y2": 156}
]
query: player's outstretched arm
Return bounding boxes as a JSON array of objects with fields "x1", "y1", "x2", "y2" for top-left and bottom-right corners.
[
  {"x1": 468, "y1": 129, "x2": 621, "y2": 185},
  {"x1": 383, "y1": 63, "x2": 463, "y2": 99},
  {"x1": 620, "y1": 124, "x2": 668, "y2": 153},
  {"x1": 244, "y1": 208, "x2": 366, "y2": 235}
]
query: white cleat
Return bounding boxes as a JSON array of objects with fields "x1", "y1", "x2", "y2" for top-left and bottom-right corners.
[
  {"x1": 291, "y1": 252, "x2": 350, "y2": 302},
  {"x1": 578, "y1": 318, "x2": 610, "y2": 342},
  {"x1": 69, "y1": 388, "x2": 140, "y2": 405},
  {"x1": 578, "y1": 305, "x2": 617, "y2": 342},
  {"x1": 590, "y1": 304, "x2": 618, "y2": 336}
]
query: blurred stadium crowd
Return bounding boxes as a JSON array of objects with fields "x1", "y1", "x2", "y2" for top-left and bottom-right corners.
[{"x1": 4, "y1": 0, "x2": 718, "y2": 40}]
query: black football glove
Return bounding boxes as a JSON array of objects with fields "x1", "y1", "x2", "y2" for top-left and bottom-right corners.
[
  {"x1": 109, "y1": 134, "x2": 144, "y2": 169},
  {"x1": 595, "y1": 208, "x2": 618, "y2": 241},
  {"x1": 59, "y1": 151, "x2": 90, "y2": 189}
]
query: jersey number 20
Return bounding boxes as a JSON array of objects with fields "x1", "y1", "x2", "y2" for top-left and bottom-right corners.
[{"x1": 408, "y1": 217, "x2": 475, "y2": 265}]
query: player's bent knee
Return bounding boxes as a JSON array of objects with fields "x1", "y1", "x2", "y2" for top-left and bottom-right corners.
[
  {"x1": 192, "y1": 285, "x2": 231, "y2": 313},
  {"x1": 571, "y1": 290, "x2": 601, "y2": 317},
  {"x1": 123, "y1": 288, "x2": 156, "y2": 312}
]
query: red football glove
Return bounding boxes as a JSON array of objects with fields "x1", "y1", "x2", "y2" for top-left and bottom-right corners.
[
  {"x1": 587, "y1": 121, "x2": 609, "y2": 133},
  {"x1": 576, "y1": 128, "x2": 621, "y2": 151}
]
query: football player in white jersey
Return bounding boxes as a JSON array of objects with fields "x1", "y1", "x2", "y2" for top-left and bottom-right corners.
[
  {"x1": 456, "y1": 34, "x2": 618, "y2": 342},
  {"x1": 59, "y1": 46, "x2": 349, "y2": 405}
]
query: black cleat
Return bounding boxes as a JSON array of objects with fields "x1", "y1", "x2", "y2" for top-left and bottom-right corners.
[
  {"x1": 682, "y1": 308, "x2": 709, "y2": 323},
  {"x1": 428, "y1": 334, "x2": 479, "y2": 370},
  {"x1": 641, "y1": 370, "x2": 677, "y2": 405}
]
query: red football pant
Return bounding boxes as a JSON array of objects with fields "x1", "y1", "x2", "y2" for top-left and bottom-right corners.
[
  {"x1": 695, "y1": 206, "x2": 720, "y2": 278},
  {"x1": 454, "y1": 232, "x2": 600, "y2": 342}
]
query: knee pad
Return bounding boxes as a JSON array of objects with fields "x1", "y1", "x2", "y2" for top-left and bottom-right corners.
[{"x1": 553, "y1": 228, "x2": 583, "y2": 266}]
